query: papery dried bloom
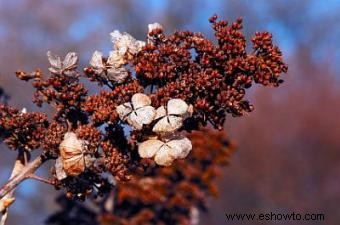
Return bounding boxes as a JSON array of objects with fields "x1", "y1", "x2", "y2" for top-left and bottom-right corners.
[
  {"x1": 153, "y1": 98, "x2": 191, "y2": 133},
  {"x1": 59, "y1": 132, "x2": 86, "y2": 177},
  {"x1": 138, "y1": 135, "x2": 192, "y2": 166},
  {"x1": 148, "y1": 23, "x2": 163, "y2": 33},
  {"x1": 110, "y1": 30, "x2": 145, "y2": 57},
  {"x1": 89, "y1": 50, "x2": 129, "y2": 83},
  {"x1": 116, "y1": 93, "x2": 156, "y2": 130},
  {"x1": 47, "y1": 51, "x2": 78, "y2": 75},
  {"x1": 1, "y1": 15, "x2": 287, "y2": 221}
]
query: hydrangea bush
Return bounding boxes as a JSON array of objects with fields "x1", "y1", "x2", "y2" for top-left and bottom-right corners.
[{"x1": 0, "y1": 15, "x2": 287, "y2": 224}]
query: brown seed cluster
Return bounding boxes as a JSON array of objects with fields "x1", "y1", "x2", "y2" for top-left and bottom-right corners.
[
  {"x1": 0, "y1": 104, "x2": 48, "y2": 151},
  {"x1": 135, "y1": 15, "x2": 287, "y2": 129}
]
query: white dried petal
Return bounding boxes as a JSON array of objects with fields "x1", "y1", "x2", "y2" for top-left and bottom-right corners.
[
  {"x1": 20, "y1": 108, "x2": 27, "y2": 114},
  {"x1": 55, "y1": 157, "x2": 67, "y2": 180},
  {"x1": 152, "y1": 115, "x2": 183, "y2": 133},
  {"x1": 167, "y1": 137, "x2": 192, "y2": 159},
  {"x1": 110, "y1": 30, "x2": 145, "y2": 55},
  {"x1": 89, "y1": 51, "x2": 105, "y2": 74},
  {"x1": 47, "y1": 51, "x2": 62, "y2": 70},
  {"x1": 131, "y1": 93, "x2": 151, "y2": 109},
  {"x1": 132, "y1": 40, "x2": 146, "y2": 54},
  {"x1": 155, "y1": 144, "x2": 175, "y2": 166},
  {"x1": 154, "y1": 106, "x2": 167, "y2": 120},
  {"x1": 148, "y1": 23, "x2": 163, "y2": 33},
  {"x1": 127, "y1": 106, "x2": 156, "y2": 130},
  {"x1": 107, "y1": 66, "x2": 129, "y2": 83},
  {"x1": 116, "y1": 103, "x2": 133, "y2": 120},
  {"x1": 167, "y1": 98, "x2": 189, "y2": 116},
  {"x1": 138, "y1": 139, "x2": 164, "y2": 158},
  {"x1": 63, "y1": 52, "x2": 78, "y2": 70},
  {"x1": 107, "y1": 50, "x2": 125, "y2": 67}
]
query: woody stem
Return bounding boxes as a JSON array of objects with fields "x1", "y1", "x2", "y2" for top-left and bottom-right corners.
[{"x1": 0, "y1": 153, "x2": 49, "y2": 200}]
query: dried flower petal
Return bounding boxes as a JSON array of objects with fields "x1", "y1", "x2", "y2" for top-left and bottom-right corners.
[
  {"x1": 154, "y1": 144, "x2": 174, "y2": 166},
  {"x1": 63, "y1": 52, "x2": 78, "y2": 71},
  {"x1": 152, "y1": 99, "x2": 191, "y2": 133},
  {"x1": 116, "y1": 93, "x2": 156, "y2": 130},
  {"x1": 138, "y1": 139, "x2": 164, "y2": 158},
  {"x1": 59, "y1": 132, "x2": 85, "y2": 176},
  {"x1": 127, "y1": 106, "x2": 156, "y2": 130},
  {"x1": 47, "y1": 51, "x2": 78, "y2": 75},
  {"x1": 152, "y1": 115, "x2": 183, "y2": 133},
  {"x1": 148, "y1": 23, "x2": 163, "y2": 33},
  {"x1": 167, "y1": 137, "x2": 192, "y2": 159},
  {"x1": 89, "y1": 50, "x2": 105, "y2": 75},
  {"x1": 55, "y1": 157, "x2": 67, "y2": 180},
  {"x1": 131, "y1": 93, "x2": 151, "y2": 109},
  {"x1": 110, "y1": 30, "x2": 145, "y2": 56},
  {"x1": 116, "y1": 103, "x2": 133, "y2": 120},
  {"x1": 167, "y1": 98, "x2": 189, "y2": 115},
  {"x1": 138, "y1": 136, "x2": 192, "y2": 166}
]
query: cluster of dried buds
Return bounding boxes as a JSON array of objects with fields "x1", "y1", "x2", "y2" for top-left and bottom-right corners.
[{"x1": 0, "y1": 15, "x2": 287, "y2": 207}]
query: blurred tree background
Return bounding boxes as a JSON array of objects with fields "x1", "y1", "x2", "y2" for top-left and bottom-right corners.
[{"x1": 0, "y1": 0, "x2": 339, "y2": 224}]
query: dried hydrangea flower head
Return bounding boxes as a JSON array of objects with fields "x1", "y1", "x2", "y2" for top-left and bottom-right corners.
[
  {"x1": 153, "y1": 98, "x2": 191, "y2": 133},
  {"x1": 89, "y1": 50, "x2": 129, "y2": 83},
  {"x1": 0, "y1": 15, "x2": 287, "y2": 218},
  {"x1": 59, "y1": 132, "x2": 87, "y2": 177},
  {"x1": 47, "y1": 51, "x2": 78, "y2": 75},
  {"x1": 116, "y1": 93, "x2": 156, "y2": 130},
  {"x1": 138, "y1": 135, "x2": 192, "y2": 166}
]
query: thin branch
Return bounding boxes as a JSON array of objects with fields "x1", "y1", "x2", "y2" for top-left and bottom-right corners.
[{"x1": 0, "y1": 153, "x2": 48, "y2": 200}]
